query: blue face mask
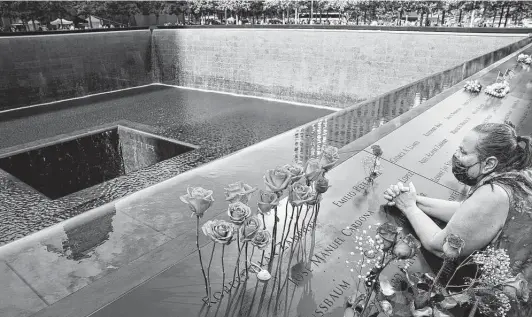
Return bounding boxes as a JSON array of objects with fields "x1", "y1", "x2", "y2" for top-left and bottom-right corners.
[{"x1": 451, "y1": 154, "x2": 481, "y2": 186}]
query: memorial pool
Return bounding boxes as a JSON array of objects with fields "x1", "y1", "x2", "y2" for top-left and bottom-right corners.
[{"x1": 0, "y1": 85, "x2": 335, "y2": 245}]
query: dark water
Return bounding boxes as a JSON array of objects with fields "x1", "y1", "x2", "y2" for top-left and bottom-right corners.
[{"x1": 0, "y1": 127, "x2": 193, "y2": 199}]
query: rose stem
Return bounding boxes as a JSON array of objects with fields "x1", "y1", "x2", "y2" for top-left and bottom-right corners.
[
  {"x1": 196, "y1": 216, "x2": 210, "y2": 304},
  {"x1": 468, "y1": 298, "x2": 479, "y2": 317},
  {"x1": 268, "y1": 206, "x2": 278, "y2": 271},
  {"x1": 279, "y1": 201, "x2": 290, "y2": 252},
  {"x1": 250, "y1": 245, "x2": 256, "y2": 262},
  {"x1": 221, "y1": 244, "x2": 226, "y2": 297},
  {"x1": 276, "y1": 204, "x2": 295, "y2": 287},
  {"x1": 428, "y1": 258, "x2": 449, "y2": 295},
  {"x1": 261, "y1": 214, "x2": 266, "y2": 230},
  {"x1": 236, "y1": 230, "x2": 241, "y2": 280},
  {"x1": 278, "y1": 206, "x2": 302, "y2": 295},
  {"x1": 245, "y1": 242, "x2": 249, "y2": 278},
  {"x1": 359, "y1": 254, "x2": 387, "y2": 317},
  {"x1": 231, "y1": 237, "x2": 244, "y2": 287},
  {"x1": 281, "y1": 203, "x2": 294, "y2": 252},
  {"x1": 298, "y1": 205, "x2": 309, "y2": 259},
  {"x1": 206, "y1": 243, "x2": 216, "y2": 303}
]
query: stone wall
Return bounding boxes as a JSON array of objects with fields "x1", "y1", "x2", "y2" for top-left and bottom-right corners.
[
  {"x1": 0, "y1": 30, "x2": 152, "y2": 111},
  {"x1": 1, "y1": 28, "x2": 529, "y2": 112},
  {"x1": 153, "y1": 29, "x2": 526, "y2": 107}
]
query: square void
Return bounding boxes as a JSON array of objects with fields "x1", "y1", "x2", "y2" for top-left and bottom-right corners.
[{"x1": 0, "y1": 126, "x2": 195, "y2": 200}]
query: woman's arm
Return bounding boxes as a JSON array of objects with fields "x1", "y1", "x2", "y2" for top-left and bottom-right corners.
[
  {"x1": 416, "y1": 196, "x2": 461, "y2": 223},
  {"x1": 403, "y1": 185, "x2": 509, "y2": 257}
]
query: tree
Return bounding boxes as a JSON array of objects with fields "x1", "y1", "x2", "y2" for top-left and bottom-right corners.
[
  {"x1": 73, "y1": 1, "x2": 104, "y2": 28},
  {"x1": 103, "y1": 1, "x2": 140, "y2": 26},
  {"x1": 137, "y1": 1, "x2": 168, "y2": 25},
  {"x1": 165, "y1": 1, "x2": 189, "y2": 25},
  {"x1": 249, "y1": 0, "x2": 264, "y2": 24},
  {"x1": 264, "y1": 0, "x2": 292, "y2": 24}
]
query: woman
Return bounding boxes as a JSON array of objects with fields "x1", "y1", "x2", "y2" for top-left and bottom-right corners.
[{"x1": 384, "y1": 122, "x2": 532, "y2": 316}]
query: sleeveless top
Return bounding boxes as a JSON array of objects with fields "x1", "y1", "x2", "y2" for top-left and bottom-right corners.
[{"x1": 465, "y1": 170, "x2": 532, "y2": 317}]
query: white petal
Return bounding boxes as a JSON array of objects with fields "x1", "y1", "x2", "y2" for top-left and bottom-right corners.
[{"x1": 380, "y1": 276, "x2": 395, "y2": 296}]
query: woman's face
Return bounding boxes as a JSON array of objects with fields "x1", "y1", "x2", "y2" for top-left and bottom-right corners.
[{"x1": 455, "y1": 131, "x2": 483, "y2": 178}]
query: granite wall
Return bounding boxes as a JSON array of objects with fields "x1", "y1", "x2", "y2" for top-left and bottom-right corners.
[
  {"x1": 1, "y1": 28, "x2": 529, "y2": 111},
  {"x1": 153, "y1": 29, "x2": 527, "y2": 107},
  {"x1": 0, "y1": 30, "x2": 152, "y2": 111}
]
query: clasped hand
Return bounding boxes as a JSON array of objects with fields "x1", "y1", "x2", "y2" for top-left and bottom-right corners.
[{"x1": 383, "y1": 182, "x2": 417, "y2": 212}]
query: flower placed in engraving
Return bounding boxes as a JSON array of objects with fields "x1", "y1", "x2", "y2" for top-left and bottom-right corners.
[
  {"x1": 393, "y1": 234, "x2": 421, "y2": 260},
  {"x1": 376, "y1": 223, "x2": 401, "y2": 251},
  {"x1": 517, "y1": 53, "x2": 532, "y2": 65},
  {"x1": 257, "y1": 190, "x2": 280, "y2": 215},
  {"x1": 379, "y1": 276, "x2": 395, "y2": 296},
  {"x1": 202, "y1": 220, "x2": 235, "y2": 245},
  {"x1": 264, "y1": 166, "x2": 291, "y2": 193},
  {"x1": 224, "y1": 181, "x2": 257, "y2": 204},
  {"x1": 485, "y1": 81, "x2": 510, "y2": 98},
  {"x1": 304, "y1": 158, "x2": 322, "y2": 182},
  {"x1": 283, "y1": 163, "x2": 305, "y2": 183},
  {"x1": 315, "y1": 175, "x2": 331, "y2": 194},
  {"x1": 410, "y1": 302, "x2": 433, "y2": 317},
  {"x1": 464, "y1": 80, "x2": 482, "y2": 93},
  {"x1": 380, "y1": 300, "x2": 393, "y2": 316},
  {"x1": 371, "y1": 145, "x2": 383, "y2": 157},
  {"x1": 502, "y1": 273, "x2": 529, "y2": 302},
  {"x1": 288, "y1": 182, "x2": 314, "y2": 206},
  {"x1": 251, "y1": 229, "x2": 271, "y2": 250},
  {"x1": 257, "y1": 269, "x2": 272, "y2": 281},
  {"x1": 442, "y1": 233, "x2": 465, "y2": 259},
  {"x1": 227, "y1": 201, "x2": 251, "y2": 225},
  {"x1": 240, "y1": 216, "x2": 262, "y2": 241},
  {"x1": 306, "y1": 190, "x2": 322, "y2": 206},
  {"x1": 180, "y1": 186, "x2": 214, "y2": 218},
  {"x1": 319, "y1": 145, "x2": 339, "y2": 171}
]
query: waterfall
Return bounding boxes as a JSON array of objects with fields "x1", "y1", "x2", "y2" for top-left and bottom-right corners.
[{"x1": 150, "y1": 29, "x2": 162, "y2": 83}]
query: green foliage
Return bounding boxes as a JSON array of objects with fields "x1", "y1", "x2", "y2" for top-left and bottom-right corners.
[{"x1": 4, "y1": 1, "x2": 532, "y2": 26}]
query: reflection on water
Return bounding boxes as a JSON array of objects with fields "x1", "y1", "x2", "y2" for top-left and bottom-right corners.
[
  {"x1": 293, "y1": 64, "x2": 464, "y2": 161},
  {"x1": 45, "y1": 208, "x2": 116, "y2": 261}
]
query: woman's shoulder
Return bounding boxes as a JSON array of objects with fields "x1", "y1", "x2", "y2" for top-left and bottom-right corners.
[{"x1": 471, "y1": 182, "x2": 510, "y2": 203}]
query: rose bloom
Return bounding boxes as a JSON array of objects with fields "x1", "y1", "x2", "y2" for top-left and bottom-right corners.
[
  {"x1": 202, "y1": 220, "x2": 236, "y2": 245},
  {"x1": 240, "y1": 216, "x2": 262, "y2": 241},
  {"x1": 380, "y1": 300, "x2": 393, "y2": 316},
  {"x1": 319, "y1": 145, "x2": 339, "y2": 171},
  {"x1": 304, "y1": 158, "x2": 322, "y2": 182},
  {"x1": 179, "y1": 186, "x2": 214, "y2": 218},
  {"x1": 442, "y1": 234, "x2": 465, "y2": 259},
  {"x1": 393, "y1": 234, "x2": 421, "y2": 259},
  {"x1": 257, "y1": 190, "x2": 280, "y2": 215},
  {"x1": 264, "y1": 166, "x2": 291, "y2": 193},
  {"x1": 227, "y1": 201, "x2": 251, "y2": 225},
  {"x1": 376, "y1": 223, "x2": 400, "y2": 251},
  {"x1": 502, "y1": 273, "x2": 529, "y2": 302},
  {"x1": 371, "y1": 145, "x2": 383, "y2": 157},
  {"x1": 306, "y1": 190, "x2": 322, "y2": 206},
  {"x1": 257, "y1": 269, "x2": 271, "y2": 281},
  {"x1": 315, "y1": 175, "x2": 330, "y2": 194},
  {"x1": 283, "y1": 163, "x2": 305, "y2": 183},
  {"x1": 224, "y1": 181, "x2": 257, "y2": 204},
  {"x1": 251, "y1": 229, "x2": 271, "y2": 250},
  {"x1": 288, "y1": 182, "x2": 314, "y2": 206}
]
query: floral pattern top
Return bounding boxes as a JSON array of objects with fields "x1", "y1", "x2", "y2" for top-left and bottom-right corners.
[{"x1": 468, "y1": 170, "x2": 532, "y2": 317}]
